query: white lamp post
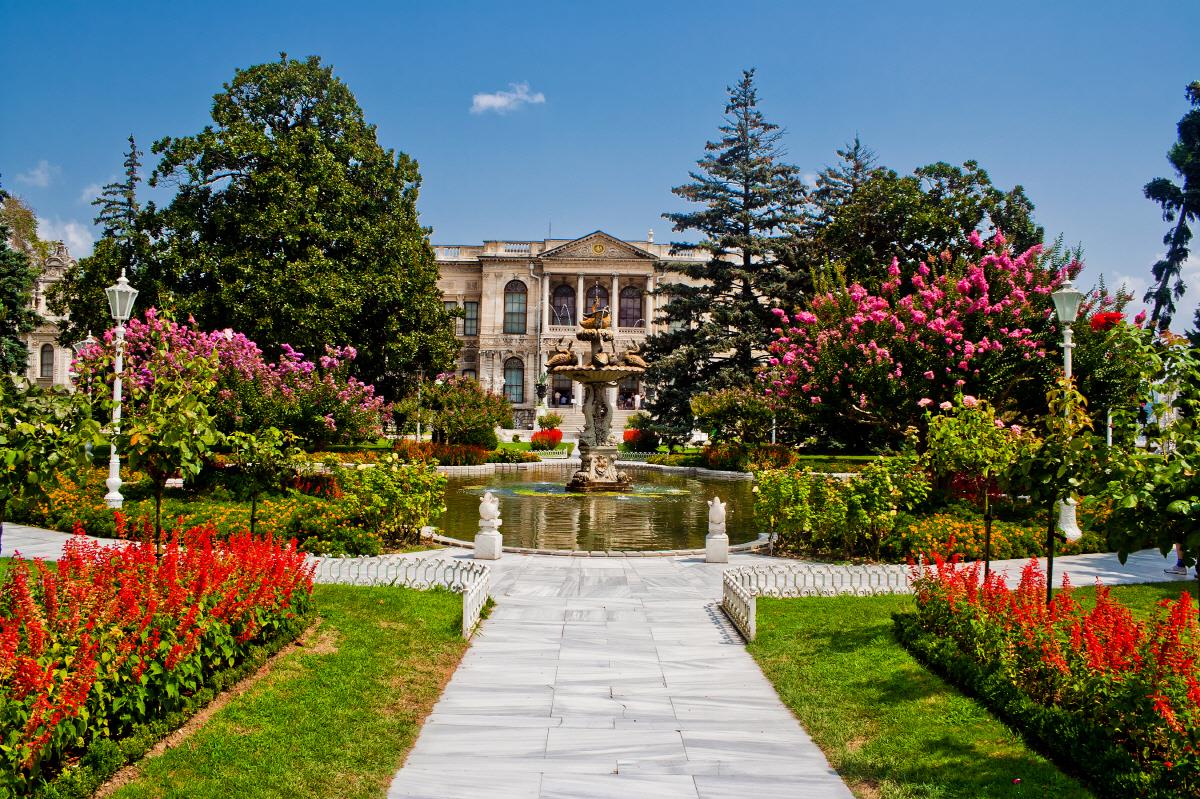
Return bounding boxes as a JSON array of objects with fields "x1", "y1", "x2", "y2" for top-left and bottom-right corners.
[
  {"x1": 1050, "y1": 279, "x2": 1084, "y2": 543},
  {"x1": 103, "y1": 270, "x2": 138, "y2": 509}
]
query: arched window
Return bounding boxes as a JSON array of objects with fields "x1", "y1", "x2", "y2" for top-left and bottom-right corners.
[
  {"x1": 552, "y1": 284, "x2": 576, "y2": 326},
  {"x1": 585, "y1": 283, "x2": 609, "y2": 314},
  {"x1": 503, "y1": 280, "x2": 527, "y2": 334},
  {"x1": 40, "y1": 344, "x2": 54, "y2": 380},
  {"x1": 503, "y1": 357, "x2": 525, "y2": 404},
  {"x1": 619, "y1": 286, "x2": 643, "y2": 328}
]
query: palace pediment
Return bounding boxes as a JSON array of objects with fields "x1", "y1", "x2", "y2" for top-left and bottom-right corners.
[{"x1": 539, "y1": 231, "x2": 657, "y2": 261}]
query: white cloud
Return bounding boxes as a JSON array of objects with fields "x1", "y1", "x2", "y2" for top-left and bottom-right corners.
[
  {"x1": 470, "y1": 82, "x2": 545, "y2": 115},
  {"x1": 78, "y1": 183, "x2": 103, "y2": 204},
  {"x1": 36, "y1": 217, "x2": 94, "y2": 258},
  {"x1": 16, "y1": 160, "x2": 60, "y2": 188}
]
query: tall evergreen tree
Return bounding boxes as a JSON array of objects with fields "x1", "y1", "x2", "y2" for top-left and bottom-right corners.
[
  {"x1": 147, "y1": 54, "x2": 457, "y2": 398},
  {"x1": 0, "y1": 181, "x2": 41, "y2": 374},
  {"x1": 49, "y1": 135, "x2": 164, "y2": 344},
  {"x1": 644, "y1": 69, "x2": 807, "y2": 436},
  {"x1": 1143, "y1": 81, "x2": 1200, "y2": 332}
]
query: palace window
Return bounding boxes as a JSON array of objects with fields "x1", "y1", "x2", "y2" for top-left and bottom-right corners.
[
  {"x1": 463, "y1": 301, "x2": 479, "y2": 336},
  {"x1": 619, "y1": 286, "x2": 643, "y2": 327},
  {"x1": 503, "y1": 357, "x2": 525, "y2": 404},
  {"x1": 585, "y1": 283, "x2": 609, "y2": 314},
  {"x1": 552, "y1": 284, "x2": 576, "y2": 326},
  {"x1": 40, "y1": 344, "x2": 54, "y2": 379},
  {"x1": 503, "y1": 280, "x2": 527, "y2": 334}
]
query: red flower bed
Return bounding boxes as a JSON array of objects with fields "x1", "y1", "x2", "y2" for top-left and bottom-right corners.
[
  {"x1": 909, "y1": 555, "x2": 1200, "y2": 795},
  {"x1": 530, "y1": 429, "x2": 563, "y2": 451},
  {"x1": 0, "y1": 527, "x2": 313, "y2": 793}
]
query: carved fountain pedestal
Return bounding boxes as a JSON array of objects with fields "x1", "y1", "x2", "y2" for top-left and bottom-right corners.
[{"x1": 547, "y1": 318, "x2": 647, "y2": 493}]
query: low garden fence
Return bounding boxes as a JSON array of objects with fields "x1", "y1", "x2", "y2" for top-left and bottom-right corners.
[
  {"x1": 312, "y1": 556, "x2": 490, "y2": 638},
  {"x1": 721, "y1": 563, "x2": 912, "y2": 641}
]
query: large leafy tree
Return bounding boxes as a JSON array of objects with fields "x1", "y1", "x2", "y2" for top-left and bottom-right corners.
[
  {"x1": 1143, "y1": 81, "x2": 1200, "y2": 332},
  {"x1": 0, "y1": 182, "x2": 41, "y2": 374},
  {"x1": 645, "y1": 69, "x2": 807, "y2": 433},
  {"x1": 147, "y1": 54, "x2": 457, "y2": 398},
  {"x1": 799, "y1": 145, "x2": 1042, "y2": 292},
  {"x1": 49, "y1": 136, "x2": 165, "y2": 344}
]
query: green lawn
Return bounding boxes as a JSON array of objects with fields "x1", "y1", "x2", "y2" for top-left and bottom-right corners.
[
  {"x1": 750, "y1": 593, "x2": 1091, "y2": 798},
  {"x1": 108, "y1": 584, "x2": 468, "y2": 799}
]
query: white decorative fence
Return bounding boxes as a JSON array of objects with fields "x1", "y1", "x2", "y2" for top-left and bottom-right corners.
[
  {"x1": 721, "y1": 563, "x2": 913, "y2": 641},
  {"x1": 312, "y1": 557, "x2": 490, "y2": 638}
]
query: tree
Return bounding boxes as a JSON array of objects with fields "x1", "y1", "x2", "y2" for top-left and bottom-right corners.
[
  {"x1": 394, "y1": 374, "x2": 511, "y2": 447},
  {"x1": 1143, "y1": 81, "x2": 1200, "y2": 332},
  {"x1": 226, "y1": 427, "x2": 302, "y2": 535},
  {"x1": 0, "y1": 376, "x2": 101, "y2": 555},
  {"x1": 800, "y1": 150, "x2": 1042, "y2": 293},
  {"x1": 0, "y1": 183, "x2": 41, "y2": 375},
  {"x1": 147, "y1": 54, "x2": 458, "y2": 398},
  {"x1": 645, "y1": 69, "x2": 807, "y2": 433},
  {"x1": 48, "y1": 136, "x2": 166, "y2": 345}
]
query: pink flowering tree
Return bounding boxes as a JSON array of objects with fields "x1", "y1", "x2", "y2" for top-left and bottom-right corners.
[
  {"x1": 764, "y1": 233, "x2": 1087, "y2": 443},
  {"x1": 74, "y1": 310, "x2": 388, "y2": 448}
]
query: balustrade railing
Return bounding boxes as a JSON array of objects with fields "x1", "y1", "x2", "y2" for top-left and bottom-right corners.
[
  {"x1": 312, "y1": 556, "x2": 490, "y2": 637},
  {"x1": 721, "y1": 562, "x2": 912, "y2": 641}
]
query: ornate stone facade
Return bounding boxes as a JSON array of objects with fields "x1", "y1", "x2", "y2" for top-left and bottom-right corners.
[
  {"x1": 434, "y1": 231, "x2": 700, "y2": 430},
  {"x1": 21, "y1": 242, "x2": 75, "y2": 388}
]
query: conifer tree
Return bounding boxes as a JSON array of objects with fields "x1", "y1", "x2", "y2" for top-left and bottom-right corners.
[
  {"x1": 49, "y1": 135, "x2": 162, "y2": 344},
  {"x1": 1143, "y1": 81, "x2": 1200, "y2": 332},
  {"x1": 0, "y1": 181, "x2": 40, "y2": 374},
  {"x1": 644, "y1": 70, "x2": 806, "y2": 437}
]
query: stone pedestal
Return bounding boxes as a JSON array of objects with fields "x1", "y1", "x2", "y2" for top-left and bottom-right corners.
[
  {"x1": 706, "y1": 525, "x2": 729, "y2": 563},
  {"x1": 567, "y1": 442, "x2": 630, "y2": 492},
  {"x1": 474, "y1": 528, "x2": 503, "y2": 560}
]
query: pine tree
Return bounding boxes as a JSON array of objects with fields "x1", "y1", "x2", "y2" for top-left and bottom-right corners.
[
  {"x1": 1143, "y1": 81, "x2": 1200, "y2": 332},
  {"x1": 644, "y1": 70, "x2": 807, "y2": 436},
  {"x1": 49, "y1": 136, "x2": 161, "y2": 344},
  {"x1": 0, "y1": 181, "x2": 40, "y2": 374}
]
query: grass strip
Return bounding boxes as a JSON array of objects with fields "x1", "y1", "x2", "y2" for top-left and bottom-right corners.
[
  {"x1": 749, "y1": 594, "x2": 1090, "y2": 798},
  {"x1": 104, "y1": 584, "x2": 467, "y2": 799}
]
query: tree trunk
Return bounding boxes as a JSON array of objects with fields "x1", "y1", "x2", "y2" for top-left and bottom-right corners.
[
  {"x1": 1045, "y1": 502, "x2": 1057, "y2": 607},
  {"x1": 155, "y1": 484, "x2": 164, "y2": 558},
  {"x1": 250, "y1": 493, "x2": 258, "y2": 537},
  {"x1": 982, "y1": 487, "x2": 992, "y2": 579}
]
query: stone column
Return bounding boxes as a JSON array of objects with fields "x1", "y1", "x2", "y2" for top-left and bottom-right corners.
[
  {"x1": 541, "y1": 270, "x2": 550, "y2": 331},
  {"x1": 577, "y1": 274, "x2": 585, "y2": 318},
  {"x1": 645, "y1": 274, "x2": 655, "y2": 331},
  {"x1": 611, "y1": 274, "x2": 619, "y2": 330}
]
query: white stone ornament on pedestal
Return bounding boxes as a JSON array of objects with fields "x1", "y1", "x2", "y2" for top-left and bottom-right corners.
[
  {"x1": 706, "y1": 496, "x2": 729, "y2": 563},
  {"x1": 1057, "y1": 497, "x2": 1083, "y2": 543},
  {"x1": 474, "y1": 491, "x2": 503, "y2": 560}
]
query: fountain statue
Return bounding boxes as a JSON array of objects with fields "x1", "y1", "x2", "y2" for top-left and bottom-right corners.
[{"x1": 550, "y1": 302, "x2": 647, "y2": 492}]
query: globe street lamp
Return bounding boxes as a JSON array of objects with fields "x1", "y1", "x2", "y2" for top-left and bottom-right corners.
[
  {"x1": 103, "y1": 271, "x2": 138, "y2": 509},
  {"x1": 1050, "y1": 278, "x2": 1085, "y2": 544}
]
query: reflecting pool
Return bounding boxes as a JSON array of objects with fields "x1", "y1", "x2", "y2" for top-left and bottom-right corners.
[{"x1": 438, "y1": 467, "x2": 757, "y2": 551}]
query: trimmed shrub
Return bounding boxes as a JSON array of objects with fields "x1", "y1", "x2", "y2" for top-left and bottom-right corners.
[{"x1": 530, "y1": 429, "x2": 563, "y2": 451}]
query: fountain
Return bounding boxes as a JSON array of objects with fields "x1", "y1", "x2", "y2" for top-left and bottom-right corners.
[{"x1": 547, "y1": 303, "x2": 648, "y2": 492}]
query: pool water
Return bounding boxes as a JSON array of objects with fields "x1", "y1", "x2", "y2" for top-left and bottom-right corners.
[{"x1": 438, "y1": 467, "x2": 757, "y2": 551}]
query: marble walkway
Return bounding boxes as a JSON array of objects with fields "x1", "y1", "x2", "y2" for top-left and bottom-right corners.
[{"x1": 3, "y1": 523, "x2": 1189, "y2": 799}]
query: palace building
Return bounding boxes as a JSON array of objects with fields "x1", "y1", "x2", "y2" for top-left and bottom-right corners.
[
  {"x1": 434, "y1": 230, "x2": 700, "y2": 430},
  {"x1": 22, "y1": 242, "x2": 75, "y2": 389}
]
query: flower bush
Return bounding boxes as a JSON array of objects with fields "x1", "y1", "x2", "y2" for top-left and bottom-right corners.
[
  {"x1": 393, "y1": 374, "x2": 510, "y2": 448},
  {"x1": 621, "y1": 411, "x2": 660, "y2": 453},
  {"x1": 756, "y1": 454, "x2": 931, "y2": 558},
  {"x1": 74, "y1": 310, "x2": 387, "y2": 448},
  {"x1": 0, "y1": 527, "x2": 313, "y2": 794},
  {"x1": 884, "y1": 509, "x2": 1107, "y2": 561},
  {"x1": 391, "y1": 440, "x2": 490, "y2": 466},
  {"x1": 530, "y1": 428, "x2": 563, "y2": 451},
  {"x1": 764, "y1": 236, "x2": 1075, "y2": 442},
  {"x1": 903, "y1": 555, "x2": 1200, "y2": 797}
]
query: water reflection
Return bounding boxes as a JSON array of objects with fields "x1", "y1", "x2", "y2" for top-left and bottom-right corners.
[{"x1": 438, "y1": 467, "x2": 757, "y2": 551}]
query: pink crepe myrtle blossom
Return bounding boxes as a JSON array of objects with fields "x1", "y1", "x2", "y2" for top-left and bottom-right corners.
[
  {"x1": 962, "y1": 395, "x2": 978, "y2": 408},
  {"x1": 939, "y1": 401, "x2": 953, "y2": 411},
  {"x1": 918, "y1": 398, "x2": 933, "y2": 408}
]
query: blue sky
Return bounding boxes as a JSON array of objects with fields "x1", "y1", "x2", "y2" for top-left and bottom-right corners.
[{"x1": 2, "y1": 0, "x2": 1198, "y2": 325}]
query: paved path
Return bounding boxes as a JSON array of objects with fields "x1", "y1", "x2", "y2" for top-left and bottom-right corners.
[{"x1": 5, "y1": 523, "x2": 1191, "y2": 798}]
